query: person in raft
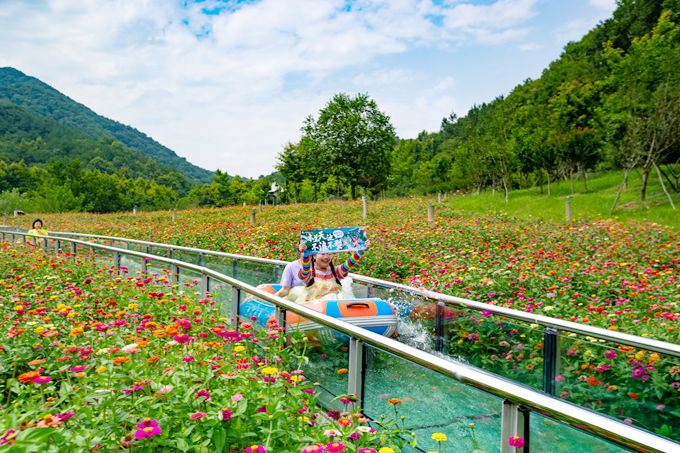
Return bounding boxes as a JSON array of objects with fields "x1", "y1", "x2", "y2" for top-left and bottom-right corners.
[
  {"x1": 292, "y1": 238, "x2": 369, "y2": 304},
  {"x1": 275, "y1": 241, "x2": 308, "y2": 298},
  {"x1": 28, "y1": 218, "x2": 48, "y2": 236}
]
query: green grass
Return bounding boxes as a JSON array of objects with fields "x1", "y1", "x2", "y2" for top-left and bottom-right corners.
[{"x1": 443, "y1": 168, "x2": 680, "y2": 228}]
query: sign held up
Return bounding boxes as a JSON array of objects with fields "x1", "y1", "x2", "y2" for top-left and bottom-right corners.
[{"x1": 300, "y1": 227, "x2": 367, "y2": 257}]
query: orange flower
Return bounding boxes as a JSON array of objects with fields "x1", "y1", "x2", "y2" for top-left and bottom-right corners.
[
  {"x1": 18, "y1": 371, "x2": 41, "y2": 383},
  {"x1": 28, "y1": 359, "x2": 46, "y2": 366},
  {"x1": 113, "y1": 357, "x2": 131, "y2": 365},
  {"x1": 388, "y1": 398, "x2": 402, "y2": 405},
  {"x1": 337, "y1": 368, "x2": 348, "y2": 375},
  {"x1": 69, "y1": 327, "x2": 84, "y2": 337},
  {"x1": 153, "y1": 329, "x2": 167, "y2": 338},
  {"x1": 147, "y1": 356, "x2": 160, "y2": 363},
  {"x1": 587, "y1": 376, "x2": 600, "y2": 387}
]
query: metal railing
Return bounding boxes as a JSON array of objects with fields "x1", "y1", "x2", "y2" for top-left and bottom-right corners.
[{"x1": 3, "y1": 230, "x2": 678, "y2": 452}]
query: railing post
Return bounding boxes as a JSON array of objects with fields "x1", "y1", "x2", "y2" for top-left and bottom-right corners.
[
  {"x1": 171, "y1": 264, "x2": 180, "y2": 284},
  {"x1": 231, "y1": 286, "x2": 241, "y2": 329},
  {"x1": 543, "y1": 328, "x2": 560, "y2": 396},
  {"x1": 200, "y1": 273, "x2": 209, "y2": 296},
  {"x1": 275, "y1": 306, "x2": 287, "y2": 330},
  {"x1": 55, "y1": 239, "x2": 61, "y2": 254},
  {"x1": 231, "y1": 260, "x2": 238, "y2": 278},
  {"x1": 366, "y1": 283, "x2": 373, "y2": 298},
  {"x1": 43, "y1": 237, "x2": 48, "y2": 249},
  {"x1": 348, "y1": 337, "x2": 366, "y2": 410},
  {"x1": 501, "y1": 400, "x2": 529, "y2": 453},
  {"x1": 70, "y1": 241, "x2": 77, "y2": 256},
  {"x1": 198, "y1": 253, "x2": 205, "y2": 267},
  {"x1": 435, "y1": 301, "x2": 445, "y2": 352},
  {"x1": 113, "y1": 252, "x2": 121, "y2": 275}
]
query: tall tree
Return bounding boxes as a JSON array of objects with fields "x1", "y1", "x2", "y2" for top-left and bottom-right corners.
[{"x1": 302, "y1": 93, "x2": 397, "y2": 199}]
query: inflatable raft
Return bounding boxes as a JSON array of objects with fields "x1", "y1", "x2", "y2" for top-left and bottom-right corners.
[{"x1": 239, "y1": 283, "x2": 398, "y2": 341}]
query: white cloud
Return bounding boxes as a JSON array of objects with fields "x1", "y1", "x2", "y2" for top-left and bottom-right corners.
[
  {"x1": 589, "y1": 0, "x2": 616, "y2": 11},
  {"x1": 0, "y1": 0, "x2": 608, "y2": 177}
]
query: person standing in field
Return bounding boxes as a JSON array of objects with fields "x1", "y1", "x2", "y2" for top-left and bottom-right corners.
[{"x1": 28, "y1": 219, "x2": 48, "y2": 236}]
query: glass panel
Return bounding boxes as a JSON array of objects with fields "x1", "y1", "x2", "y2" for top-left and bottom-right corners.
[
  {"x1": 441, "y1": 306, "x2": 546, "y2": 389},
  {"x1": 208, "y1": 279, "x2": 233, "y2": 319},
  {"x1": 178, "y1": 268, "x2": 203, "y2": 290},
  {"x1": 364, "y1": 345, "x2": 502, "y2": 452},
  {"x1": 292, "y1": 319, "x2": 350, "y2": 410},
  {"x1": 558, "y1": 334, "x2": 680, "y2": 442},
  {"x1": 531, "y1": 412, "x2": 628, "y2": 453}
]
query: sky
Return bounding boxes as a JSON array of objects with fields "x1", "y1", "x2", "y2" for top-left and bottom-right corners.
[{"x1": 0, "y1": 0, "x2": 617, "y2": 178}]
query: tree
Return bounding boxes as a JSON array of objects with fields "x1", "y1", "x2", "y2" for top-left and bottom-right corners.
[
  {"x1": 604, "y1": 10, "x2": 680, "y2": 204},
  {"x1": 302, "y1": 93, "x2": 397, "y2": 199}
]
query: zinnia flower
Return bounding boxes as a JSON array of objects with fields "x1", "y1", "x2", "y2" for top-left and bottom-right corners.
[
  {"x1": 325, "y1": 442, "x2": 346, "y2": 452},
  {"x1": 358, "y1": 449, "x2": 378, "y2": 453},
  {"x1": 134, "y1": 419, "x2": 162, "y2": 439},
  {"x1": 220, "y1": 409, "x2": 233, "y2": 421},
  {"x1": 189, "y1": 412, "x2": 206, "y2": 420},
  {"x1": 508, "y1": 436, "x2": 525, "y2": 448},
  {"x1": 244, "y1": 446, "x2": 265, "y2": 453},
  {"x1": 431, "y1": 432, "x2": 447, "y2": 441},
  {"x1": 301, "y1": 445, "x2": 324, "y2": 453}
]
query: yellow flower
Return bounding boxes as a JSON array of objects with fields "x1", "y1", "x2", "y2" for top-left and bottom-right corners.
[
  {"x1": 128, "y1": 303, "x2": 139, "y2": 310},
  {"x1": 379, "y1": 448, "x2": 395, "y2": 453},
  {"x1": 261, "y1": 367, "x2": 278, "y2": 375},
  {"x1": 234, "y1": 345, "x2": 245, "y2": 353},
  {"x1": 431, "y1": 432, "x2": 447, "y2": 442},
  {"x1": 96, "y1": 366, "x2": 106, "y2": 374}
]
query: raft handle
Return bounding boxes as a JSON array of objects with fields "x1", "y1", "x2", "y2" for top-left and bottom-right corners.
[{"x1": 346, "y1": 302, "x2": 371, "y2": 309}]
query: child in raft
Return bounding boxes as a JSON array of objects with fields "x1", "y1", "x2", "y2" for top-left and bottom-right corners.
[{"x1": 276, "y1": 238, "x2": 369, "y2": 304}]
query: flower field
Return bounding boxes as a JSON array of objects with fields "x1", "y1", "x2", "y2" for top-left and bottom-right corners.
[
  {"x1": 34, "y1": 198, "x2": 679, "y2": 342},
  {"x1": 0, "y1": 242, "x2": 420, "y2": 452},
  {"x1": 8, "y1": 197, "x2": 679, "y2": 442}
]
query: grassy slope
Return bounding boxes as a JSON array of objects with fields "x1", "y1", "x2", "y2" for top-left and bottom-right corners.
[{"x1": 445, "y1": 168, "x2": 679, "y2": 229}]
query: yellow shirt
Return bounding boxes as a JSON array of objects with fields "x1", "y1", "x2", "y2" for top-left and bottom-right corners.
[{"x1": 28, "y1": 228, "x2": 48, "y2": 236}]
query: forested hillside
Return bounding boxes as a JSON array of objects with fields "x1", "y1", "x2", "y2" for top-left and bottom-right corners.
[
  {"x1": 277, "y1": 0, "x2": 680, "y2": 205},
  {"x1": 0, "y1": 67, "x2": 212, "y2": 185}
]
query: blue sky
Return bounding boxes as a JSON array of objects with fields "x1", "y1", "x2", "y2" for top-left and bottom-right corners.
[{"x1": 0, "y1": 0, "x2": 616, "y2": 178}]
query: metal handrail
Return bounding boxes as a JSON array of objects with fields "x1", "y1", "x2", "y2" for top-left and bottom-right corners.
[
  {"x1": 3, "y1": 230, "x2": 678, "y2": 452},
  {"x1": 32, "y1": 229, "x2": 680, "y2": 359}
]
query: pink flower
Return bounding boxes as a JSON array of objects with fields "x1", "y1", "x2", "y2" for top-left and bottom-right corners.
[
  {"x1": 301, "y1": 445, "x2": 324, "y2": 453},
  {"x1": 220, "y1": 409, "x2": 234, "y2": 421},
  {"x1": 604, "y1": 350, "x2": 617, "y2": 359},
  {"x1": 508, "y1": 436, "x2": 525, "y2": 448},
  {"x1": 232, "y1": 393, "x2": 243, "y2": 402},
  {"x1": 134, "y1": 419, "x2": 162, "y2": 439},
  {"x1": 195, "y1": 389, "x2": 210, "y2": 401},
  {"x1": 182, "y1": 355, "x2": 195, "y2": 363},
  {"x1": 173, "y1": 334, "x2": 191, "y2": 344},
  {"x1": 324, "y1": 429, "x2": 341, "y2": 437},
  {"x1": 358, "y1": 449, "x2": 378, "y2": 453},
  {"x1": 189, "y1": 412, "x2": 206, "y2": 420},
  {"x1": 33, "y1": 376, "x2": 52, "y2": 384},
  {"x1": 244, "y1": 446, "x2": 266, "y2": 453},
  {"x1": 325, "y1": 442, "x2": 346, "y2": 453}
]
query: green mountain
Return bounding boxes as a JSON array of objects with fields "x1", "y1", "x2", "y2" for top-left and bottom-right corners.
[{"x1": 0, "y1": 67, "x2": 213, "y2": 184}]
